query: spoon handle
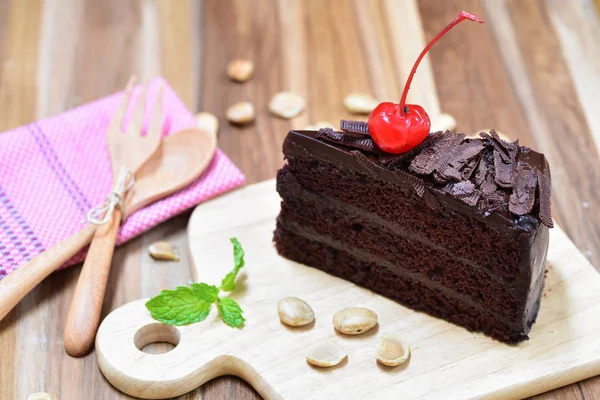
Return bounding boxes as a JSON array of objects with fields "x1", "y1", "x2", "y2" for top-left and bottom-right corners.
[
  {"x1": 0, "y1": 224, "x2": 96, "y2": 322},
  {"x1": 64, "y1": 209, "x2": 121, "y2": 357}
]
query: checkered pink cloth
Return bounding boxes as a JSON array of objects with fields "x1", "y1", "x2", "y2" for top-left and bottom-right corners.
[{"x1": 0, "y1": 78, "x2": 245, "y2": 279}]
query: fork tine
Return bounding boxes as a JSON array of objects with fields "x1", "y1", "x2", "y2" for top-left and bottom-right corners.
[
  {"x1": 128, "y1": 82, "x2": 147, "y2": 135},
  {"x1": 108, "y1": 75, "x2": 136, "y2": 133},
  {"x1": 146, "y1": 83, "x2": 164, "y2": 142}
]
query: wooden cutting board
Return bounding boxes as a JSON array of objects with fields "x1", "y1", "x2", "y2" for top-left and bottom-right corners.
[{"x1": 96, "y1": 179, "x2": 600, "y2": 399}]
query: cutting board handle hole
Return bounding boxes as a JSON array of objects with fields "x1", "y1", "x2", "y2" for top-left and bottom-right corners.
[{"x1": 134, "y1": 323, "x2": 181, "y2": 354}]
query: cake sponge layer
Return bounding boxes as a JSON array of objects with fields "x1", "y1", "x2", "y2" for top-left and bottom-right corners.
[
  {"x1": 277, "y1": 169, "x2": 526, "y2": 319},
  {"x1": 274, "y1": 225, "x2": 536, "y2": 343}
]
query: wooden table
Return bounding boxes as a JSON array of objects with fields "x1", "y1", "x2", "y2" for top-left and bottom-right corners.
[{"x1": 1, "y1": 0, "x2": 599, "y2": 399}]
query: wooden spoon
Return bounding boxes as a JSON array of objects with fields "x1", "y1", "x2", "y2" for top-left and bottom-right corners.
[{"x1": 0, "y1": 128, "x2": 217, "y2": 324}]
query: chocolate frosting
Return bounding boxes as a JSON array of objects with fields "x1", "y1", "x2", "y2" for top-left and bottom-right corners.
[{"x1": 287, "y1": 124, "x2": 553, "y2": 229}]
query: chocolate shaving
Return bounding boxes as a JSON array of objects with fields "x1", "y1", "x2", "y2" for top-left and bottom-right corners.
[
  {"x1": 448, "y1": 181, "x2": 476, "y2": 197},
  {"x1": 443, "y1": 181, "x2": 481, "y2": 206},
  {"x1": 410, "y1": 131, "x2": 460, "y2": 175},
  {"x1": 317, "y1": 128, "x2": 377, "y2": 153},
  {"x1": 431, "y1": 134, "x2": 467, "y2": 171},
  {"x1": 461, "y1": 157, "x2": 480, "y2": 181},
  {"x1": 379, "y1": 154, "x2": 406, "y2": 167},
  {"x1": 537, "y1": 169, "x2": 554, "y2": 228},
  {"x1": 316, "y1": 127, "x2": 339, "y2": 141},
  {"x1": 478, "y1": 198, "x2": 493, "y2": 212},
  {"x1": 484, "y1": 191, "x2": 506, "y2": 202},
  {"x1": 340, "y1": 120, "x2": 370, "y2": 136},
  {"x1": 407, "y1": 131, "x2": 446, "y2": 156},
  {"x1": 479, "y1": 197, "x2": 507, "y2": 214},
  {"x1": 393, "y1": 169, "x2": 425, "y2": 197},
  {"x1": 490, "y1": 129, "x2": 518, "y2": 155},
  {"x1": 380, "y1": 147, "x2": 422, "y2": 167},
  {"x1": 423, "y1": 189, "x2": 441, "y2": 210},
  {"x1": 480, "y1": 192, "x2": 507, "y2": 216},
  {"x1": 351, "y1": 150, "x2": 380, "y2": 177},
  {"x1": 481, "y1": 131, "x2": 513, "y2": 161},
  {"x1": 350, "y1": 138, "x2": 377, "y2": 153},
  {"x1": 493, "y1": 149, "x2": 514, "y2": 188},
  {"x1": 480, "y1": 174, "x2": 497, "y2": 196},
  {"x1": 474, "y1": 156, "x2": 489, "y2": 186},
  {"x1": 509, "y1": 165, "x2": 537, "y2": 215},
  {"x1": 481, "y1": 130, "x2": 518, "y2": 188},
  {"x1": 435, "y1": 140, "x2": 485, "y2": 182},
  {"x1": 433, "y1": 169, "x2": 460, "y2": 183}
]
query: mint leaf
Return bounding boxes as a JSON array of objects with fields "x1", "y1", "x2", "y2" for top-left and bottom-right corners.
[
  {"x1": 191, "y1": 282, "x2": 219, "y2": 303},
  {"x1": 145, "y1": 287, "x2": 212, "y2": 326},
  {"x1": 219, "y1": 272, "x2": 237, "y2": 292},
  {"x1": 146, "y1": 238, "x2": 247, "y2": 328},
  {"x1": 220, "y1": 238, "x2": 245, "y2": 292},
  {"x1": 231, "y1": 237, "x2": 245, "y2": 270},
  {"x1": 217, "y1": 297, "x2": 245, "y2": 327}
]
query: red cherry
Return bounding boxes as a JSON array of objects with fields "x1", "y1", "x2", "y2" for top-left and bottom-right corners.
[
  {"x1": 368, "y1": 11, "x2": 483, "y2": 154},
  {"x1": 368, "y1": 103, "x2": 430, "y2": 153}
]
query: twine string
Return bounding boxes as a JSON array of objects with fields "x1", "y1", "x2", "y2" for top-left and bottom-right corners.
[{"x1": 86, "y1": 167, "x2": 134, "y2": 225}]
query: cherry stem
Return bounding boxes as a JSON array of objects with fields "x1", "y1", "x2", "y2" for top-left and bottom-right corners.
[{"x1": 398, "y1": 11, "x2": 484, "y2": 115}]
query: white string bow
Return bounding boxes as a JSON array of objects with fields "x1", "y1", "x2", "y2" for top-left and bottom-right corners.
[{"x1": 86, "y1": 167, "x2": 135, "y2": 225}]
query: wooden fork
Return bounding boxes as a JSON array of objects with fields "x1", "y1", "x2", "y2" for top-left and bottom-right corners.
[{"x1": 63, "y1": 77, "x2": 163, "y2": 357}]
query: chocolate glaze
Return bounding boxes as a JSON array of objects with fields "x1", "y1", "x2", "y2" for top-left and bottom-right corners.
[{"x1": 280, "y1": 129, "x2": 552, "y2": 341}]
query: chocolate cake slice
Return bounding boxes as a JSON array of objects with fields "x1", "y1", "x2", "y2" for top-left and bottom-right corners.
[{"x1": 274, "y1": 124, "x2": 552, "y2": 344}]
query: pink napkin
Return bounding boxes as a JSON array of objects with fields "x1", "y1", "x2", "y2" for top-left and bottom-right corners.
[{"x1": 0, "y1": 77, "x2": 245, "y2": 279}]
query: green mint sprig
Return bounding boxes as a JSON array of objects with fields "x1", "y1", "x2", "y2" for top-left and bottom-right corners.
[{"x1": 145, "y1": 238, "x2": 246, "y2": 327}]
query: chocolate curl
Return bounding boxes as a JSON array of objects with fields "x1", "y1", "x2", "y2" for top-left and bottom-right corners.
[
  {"x1": 434, "y1": 168, "x2": 460, "y2": 183},
  {"x1": 431, "y1": 134, "x2": 466, "y2": 170},
  {"x1": 481, "y1": 130, "x2": 519, "y2": 188},
  {"x1": 340, "y1": 120, "x2": 370, "y2": 136},
  {"x1": 410, "y1": 131, "x2": 464, "y2": 175},
  {"x1": 485, "y1": 191, "x2": 506, "y2": 202},
  {"x1": 435, "y1": 140, "x2": 485, "y2": 182},
  {"x1": 474, "y1": 156, "x2": 489, "y2": 186},
  {"x1": 490, "y1": 129, "x2": 519, "y2": 155},
  {"x1": 316, "y1": 127, "x2": 343, "y2": 142},
  {"x1": 480, "y1": 174, "x2": 498, "y2": 196},
  {"x1": 509, "y1": 165, "x2": 538, "y2": 216},
  {"x1": 537, "y1": 169, "x2": 554, "y2": 228},
  {"x1": 317, "y1": 128, "x2": 377, "y2": 153},
  {"x1": 444, "y1": 181, "x2": 481, "y2": 206},
  {"x1": 461, "y1": 157, "x2": 480, "y2": 181},
  {"x1": 493, "y1": 149, "x2": 515, "y2": 188},
  {"x1": 481, "y1": 130, "x2": 519, "y2": 161},
  {"x1": 379, "y1": 154, "x2": 407, "y2": 167},
  {"x1": 446, "y1": 180, "x2": 475, "y2": 196},
  {"x1": 351, "y1": 150, "x2": 380, "y2": 177},
  {"x1": 478, "y1": 197, "x2": 507, "y2": 214},
  {"x1": 393, "y1": 169, "x2": 425, "y2": 197},
  {"x1": 423, "y1": 189, "x2": 441, "y2": 210}
]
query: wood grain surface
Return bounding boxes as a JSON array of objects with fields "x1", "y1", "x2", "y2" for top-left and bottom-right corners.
[{"x1": 0, "y1": 0, "x2": 599, "y2": 399}]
